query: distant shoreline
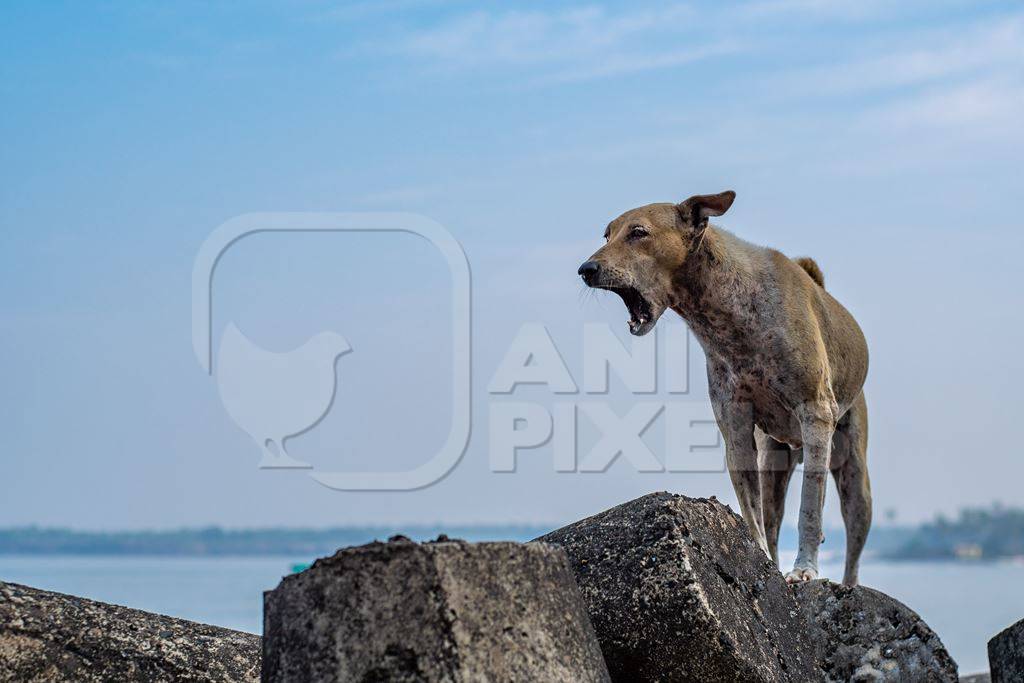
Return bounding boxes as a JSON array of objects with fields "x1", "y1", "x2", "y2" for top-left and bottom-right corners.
[
  {"x1": 0, "y1": 524, "x2": 913, "y2": 558},
  {"x1": 3, "y1": 504, "x2": 1021, "y2": 562},
  {"x1": 0, "y1": 525, "x2": 554, "y2": 557}
]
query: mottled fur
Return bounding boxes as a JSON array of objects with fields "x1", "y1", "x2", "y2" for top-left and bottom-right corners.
[{"x1": 579, "y1": 192, "x2": 871, "y2": 585}]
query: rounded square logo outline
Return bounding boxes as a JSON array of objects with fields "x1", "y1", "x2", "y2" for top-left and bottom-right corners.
[{"x1": 192, "y1": 212, "x2": 471, "y2": 491}]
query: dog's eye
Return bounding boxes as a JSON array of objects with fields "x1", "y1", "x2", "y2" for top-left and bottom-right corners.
[{"x1": 627, "y1": 226, "x2": 649, "y2": 241}]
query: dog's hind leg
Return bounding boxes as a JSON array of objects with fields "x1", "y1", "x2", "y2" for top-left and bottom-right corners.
[
  {"x1": 757, "y1": 429, "x2": 797, "y2": 567},
  {"x1": 831, "y1": 392, "x2": 871, "y2": 586}
]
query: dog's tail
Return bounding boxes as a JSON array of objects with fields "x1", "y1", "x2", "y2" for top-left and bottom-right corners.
[{"x1": 794, "y1": 257, "x2": 825, "y2": 288}]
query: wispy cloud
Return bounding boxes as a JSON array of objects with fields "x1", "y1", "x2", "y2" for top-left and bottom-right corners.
[
  {"x1": 307, "y1": 0, "x2": 459, "y2": 24},
  {"x1": 739, "y1": 10, "x2": 1024, "y2": 153},
  {"x1": 388, "y1": 4, "x2": 738, "y2": 84},
  {"x1": 356, "y1": 184, "x2": 447, "y2": 206},
  {"x1": 861, "y1": 77, "x2": 1024, "y2": 132},
  {"x1": 776, "y1": 14, "x2": 1024, "y2": 96},
  {"x1": 374, "y1": 1, "x2": 1013, "y2": 90},
  {"x1": 733, "y1": 0, "x2": 904, "y2": 21},
  {"x1": 527, "y1": 42, "x2": 739, "y2": 87}
]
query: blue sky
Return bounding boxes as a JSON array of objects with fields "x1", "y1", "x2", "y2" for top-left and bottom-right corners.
[{"x1": 1, "y1": 0, "x2": 1022, "y2": 530}]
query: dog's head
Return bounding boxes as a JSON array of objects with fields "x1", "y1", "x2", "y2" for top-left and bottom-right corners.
[{"x1": 578, "y1": 190, "x2": 735, "y2": 336}]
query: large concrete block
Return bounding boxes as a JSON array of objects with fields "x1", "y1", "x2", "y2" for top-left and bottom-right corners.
[
  {"x1": 989, "y1": 618, "x2": 1024, "y2": 683},
  {"x1": 0, "y1": 580, "x2": 260, "y2": 682},
  {"x1": 959, "y1": 673, "x2": 990, "y2": 683},
  {"x1": 537, "y1": 492, "x2": 822, "y2": 682},
  {"x1": 794, "y1": 580, "x2": 958, "y2": 682},
  {"x1": 262, "y1": 536, "x2": 610, "y2": 682}
]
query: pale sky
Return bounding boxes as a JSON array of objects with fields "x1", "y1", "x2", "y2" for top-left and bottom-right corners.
[{"x1": 2, "y1": 0, "x2": 1022, "y2": 530}]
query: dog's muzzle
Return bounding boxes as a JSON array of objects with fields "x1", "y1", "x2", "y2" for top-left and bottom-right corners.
[{"x1": 578, "y1": 260, "x2": 600, "y2": 286}]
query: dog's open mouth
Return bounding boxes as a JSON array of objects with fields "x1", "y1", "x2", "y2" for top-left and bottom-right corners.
[{"x1": 608, "y1": 285, "x2": 655, "y2": 336}]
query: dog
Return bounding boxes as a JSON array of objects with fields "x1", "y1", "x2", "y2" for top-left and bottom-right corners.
[{"x1": 578, "y1": 190, "x2": 871, "y2": 586}]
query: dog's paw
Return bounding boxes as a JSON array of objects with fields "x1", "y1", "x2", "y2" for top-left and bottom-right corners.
[{"x1": 784, "y1": 566, "x2": 818, "y2": 584}]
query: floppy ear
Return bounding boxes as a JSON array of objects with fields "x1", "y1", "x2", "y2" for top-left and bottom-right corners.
[{"x1": 677, "y1": 190, "x2": 736, "y2": 225}]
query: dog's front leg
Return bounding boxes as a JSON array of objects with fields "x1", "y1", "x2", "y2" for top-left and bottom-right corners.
[
  {"x1": 786, "y1": 406, "x2": 835, "y2": 583},
  {"x1": 714, "y1": 399, "x2": 769, "y2": 557}
]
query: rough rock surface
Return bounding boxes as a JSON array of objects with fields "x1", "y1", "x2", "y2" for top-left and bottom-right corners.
[
  {"x1": 536, "y1": 491, "x2": 822, "y2": 682},
  {"x1": 0, "y1": 580, "x2": 259, "y2": 682},
  {"x1": 262, "y1": 536, "x2": 611, "y2": 682},
  {"x1": 793, "y1": 579, "x2": 958, "y2": 682},
  {"x1": 989, "y1": 618, "x2": 1024, "y2": 683},
  {"x1": 959, "y1": 673, "x2": 990, "y2": 683}
]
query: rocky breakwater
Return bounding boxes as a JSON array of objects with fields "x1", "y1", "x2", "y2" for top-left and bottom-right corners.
[
  {"x1": 262, "y1": 536, "x2": 610, "y2": 682},
  {"x1": 538, "y1": 492, "x2": 823, "y2": 681},
  {"x1": 0, "y1": 581, "x2": 260, "y2": 682}
]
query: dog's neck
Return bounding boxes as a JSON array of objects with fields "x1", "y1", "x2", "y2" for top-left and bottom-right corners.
[{"x1": 670, "y1": 226, "x2": 761, "y2": 353}]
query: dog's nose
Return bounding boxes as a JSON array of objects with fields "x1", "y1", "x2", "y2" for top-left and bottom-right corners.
[{"x1": 578, "y1": 260, "x2": 600, "y2": 284}]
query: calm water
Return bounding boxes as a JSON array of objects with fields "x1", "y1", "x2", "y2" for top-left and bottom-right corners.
[{"x1": 1, "y1": 554, "x2": 1020, "y2": 674}]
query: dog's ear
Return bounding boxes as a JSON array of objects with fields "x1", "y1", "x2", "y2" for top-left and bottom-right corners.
[{"x1": 677, "y1": 191, "x2": 736, "y2": 225}]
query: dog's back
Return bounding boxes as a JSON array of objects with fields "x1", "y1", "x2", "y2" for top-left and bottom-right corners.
[{"x1": 785, "y1": 251, "x2": 868, "y2": 412}]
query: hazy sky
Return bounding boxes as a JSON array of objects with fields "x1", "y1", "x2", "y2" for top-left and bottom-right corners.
[{"x1": 2, "y1": 0, "x2": 1022, "y2": 530}]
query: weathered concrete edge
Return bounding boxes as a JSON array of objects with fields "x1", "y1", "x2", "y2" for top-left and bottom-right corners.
[{"x1": 0, "y1": 580, "x2": 260, "y2": 682}]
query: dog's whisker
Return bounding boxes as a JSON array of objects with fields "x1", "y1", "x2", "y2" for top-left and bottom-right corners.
[{"x1": 577, "y1": 284, "x2": 598, "y2": 306}]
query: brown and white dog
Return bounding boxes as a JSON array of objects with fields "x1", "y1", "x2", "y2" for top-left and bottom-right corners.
[{"x1": 578, "y1": 191, "x2": 871, "y2": 585}]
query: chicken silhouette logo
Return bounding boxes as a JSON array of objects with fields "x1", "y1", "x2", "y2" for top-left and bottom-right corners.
[
  {"x1": 191, "y1": 212, "x2": 471, "y2": 491},
  {"x1": 216, "y1": 323, "x2": 351, "y2": 469}
]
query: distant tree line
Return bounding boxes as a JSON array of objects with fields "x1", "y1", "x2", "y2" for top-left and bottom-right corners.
[
  {"x1": 884, "y1": 504, "x2": 1024, "y2": 560},
  {"x1": 3, "y1": 506, "x2": 1020, "y2": 561},
  {"x1": 0, "y1": 525, "x2": 550, "y2": 556}
]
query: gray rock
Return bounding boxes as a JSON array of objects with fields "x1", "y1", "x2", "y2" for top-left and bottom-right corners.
[
  {"x1": 0, "y1": 580, "x2": 259, "y2": 682},
  {"x1": 989, "y1": 618, "x2": 1024, "y2": 683},
  {"x1": 793, "y1": 579, "x2": 958, "y2": 682},
  {"x1": 536, "y1": 491, "x2": 822, "y2": 682},
  {"x1": 959, "y1": 673, "x2": 990, "y2": 683},
  {"x1": 262, "y1": 536, "x2": 610, "y2": 682}
]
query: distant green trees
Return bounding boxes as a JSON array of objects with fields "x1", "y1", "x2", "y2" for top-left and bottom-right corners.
[
  {"x1": 886, "y1": 504, "x2": 1024, "y2": 560},
  {"x1": 3, "y1": 509, "x2": 1022, "y2": 561},
  {"x1": 0, "y1": 525, "x2": 550, "y2": 556}
]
